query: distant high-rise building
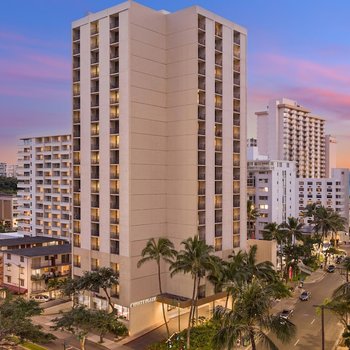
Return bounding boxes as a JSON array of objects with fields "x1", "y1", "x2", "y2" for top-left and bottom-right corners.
[
  {"x1": 256, "y1": 98, "x2": 326, "y2": 178},
  {"x1": 325, "y1": 135, "x2": 337, "y2": 178},
  {"x1": 72, "y1": 0, "x2": 247, "y2": 335},
  {"x1": 6, "y1": 164, "x2": 17, "y2": 178},
  {"x1": 17, "y1": 135, "x2": 71, "y2": 240},
  {"x1": 0, "y1": 163, "x2": 6, "y2": 177}
]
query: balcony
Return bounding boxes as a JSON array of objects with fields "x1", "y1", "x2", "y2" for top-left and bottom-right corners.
[
  {"x1": 198, "y1": 167, "x2": 205, "y2": 180},
  {"x1": 234, "y1": 31, "x2": 241, "y2": 45},
  {"x1": 110, "y1": 151, "x2": 119, "y2": 164},
  {"x1": 91, "y1": 37, "x2": 99, "y2": 50},
  {"x1": 110, "y1": 32, "x2": 119, "y2": 45},
  {"x1": 110, "y1": 16, "x2": 119, "y2": 29},
  {"x1": 110, "y1": 241, "x2": 120, "y2": 255},
  {"x1": 215, "y1": 39, "x2": 222, "y2": 52},
  {"x1": 198, "y1": 182, "x2": 205, "y2": 195},
  {"x1": 73, "y1": 29, "x2": 80, "y2": 41},
  {"x1": 198, "y1": 153, "x2": 205, "y2": 165},
  {"x1": 198, "y1": 16, "x2": 206, "y2": 31},
  {"x1": 198, "y1": 198, "x2": 205, "y2": 210}
]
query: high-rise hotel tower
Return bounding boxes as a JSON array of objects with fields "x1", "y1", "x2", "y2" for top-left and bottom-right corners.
[
  {"x1": 72, "y1": 1, "x2": 247, "y2": 335},
  {"x1": 256, "y1": 98, "x2": 326, "y2": 178}
]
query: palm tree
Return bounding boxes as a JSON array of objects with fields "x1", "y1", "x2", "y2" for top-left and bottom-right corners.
[
  {"x1": 281, "y1": 217, "x2": 304, "y2": 245},
  {"x1": 313, "y1": 206, "x2": 334, "y2": 242},
  {"x1": 223, "y1": 245, "x2": 279, "y2": 309},
  {"x1": 137, "y1": 238, "x2": 177, "y2": 338},
  {"x1": 213, "y1": 279, "x2": 296, "y2": 350},
  {"x1": 343, "y1": 256, "x2": 350, "y2": 283},
  {"x1": 170, "y1": 235, "x2": 217, "y2": 350},
  {"x1": 247, "y1": 200, "x2": 259, "y2": 239},
  {"x1": 262, "y1": 222, "x2": 288, "y2": 276}
]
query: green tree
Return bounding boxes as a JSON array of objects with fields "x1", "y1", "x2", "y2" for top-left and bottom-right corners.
[
  {"x1": 170, "y1": 235, "x2": 217, "y2": 350},
  {"x1": 262, "y1": 222, "x2": 288, "y2": 277},
  {"x1": 213, "y1": 279, "x2": 296, "y2": 350},
  {"x1": 91, "y1": 309, "x2": 128, "y2": 343},
  {"x1": 281, "y1": 217, "x2": 304, "y2": 245},
  {"x1": 60, "y1": 268, "x2": 119, "y2": 312},
  {"x1": 342, "y1": 325, "x2": 350, "y2": 348},
  {"x1": 77, "y1": 267, "x2": 119, "y2": 313},
  {"x1": 0, "y1": 176, "x2": 17, "y2": 195},
  {"x1": 343, "y1": 256, "x2": 350, "y2": 283},
  {"x1": 137, "y1": 237, "x2": 177, "y2": 338},
  {"x1": 247, "y1": 200, "x2": 259, "y2": 239},
  {"x1": 52, "y1": 306, "x2": 93, "y2": 350},
  {"x1": 0, "y1": 296, "x2": 55, "y2": 344}
]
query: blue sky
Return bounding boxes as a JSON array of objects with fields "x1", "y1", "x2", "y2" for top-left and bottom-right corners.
[{"x1": 1, "y1": 0, "x2": 349, "y2": 166}]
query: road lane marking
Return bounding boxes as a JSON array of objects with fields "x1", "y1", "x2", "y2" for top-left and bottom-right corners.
[
  {"x1": 294, "y1": 339, "x2": 300, "y2": 346},
  {"x1": 311, "y1": 318, "x2": 315, "y2": 325}
]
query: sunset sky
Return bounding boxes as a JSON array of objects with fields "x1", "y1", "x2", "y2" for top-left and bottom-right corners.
[{"x1": 0, "y1": 0, "x2": 349, "y2": 167}]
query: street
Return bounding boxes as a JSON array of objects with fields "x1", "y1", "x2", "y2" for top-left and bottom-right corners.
[{"x1": 263, "y1": 267, "x2": 347, "y2": 349}]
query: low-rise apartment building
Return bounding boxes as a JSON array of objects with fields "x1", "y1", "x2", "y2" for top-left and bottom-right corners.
[{"x1": 0, "y1": 236, "x2": 69, "y2": 295}]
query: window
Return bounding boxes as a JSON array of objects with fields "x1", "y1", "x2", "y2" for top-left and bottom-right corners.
[
  {"x1": 259, "y1": 196, "x2": 268, "y2": 200},
  {"x1": 20, "y1": 256, "x2": 24, "y2": 263},
  {"x1": 6, "y1": 276, "x2": 11, "y2": 283},
  {"x1": 259, "y1": 204, "x2": 268, "y2": 209},
  {"x1": 20, "y1": 279, "x2": 25, "y2": 287},
  {"x1": 7, "y1": 254, "x2": 11, "y2": 260}
]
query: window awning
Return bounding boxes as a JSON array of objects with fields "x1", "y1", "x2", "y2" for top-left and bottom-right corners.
[{"x1": 1, "y1": 283, "x2": 27, "y2": 294}]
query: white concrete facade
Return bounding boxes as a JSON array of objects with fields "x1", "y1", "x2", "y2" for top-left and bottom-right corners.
[
  {"x1": 325, "y1": 135, "x2": 337, "y2": 178},
  {"x1": 247, "y1": 159, "x2": 297, "y2": 238},
  {"x1": 72, "y1": 1, "x2": 247, "y2": 335},
  {"x1": 297, "y1": 168, "x2": 349, "y2": 225},
  {"x1": 17, "y1": 135, "x2": 71, "y2": 240},
  {"x1": 256, "y1": 98, "x2": 326, "y2": 178}
]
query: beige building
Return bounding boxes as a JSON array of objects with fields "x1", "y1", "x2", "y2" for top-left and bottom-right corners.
[
  {"x1": 256, "y1": 98, "x2": 326, "y2": 178},
  {"x1": 17, "y1": 135, "x2": 71, "y2": 240},
  {"x1": 2, "y1": 240, "x2": 70, "y2": 296},
  {"x1": 72, "y1": 1, "x2": 247, "y2": 335},
  {"x1": 0, "y1": 195, "x2": 18, "y2": 230}
]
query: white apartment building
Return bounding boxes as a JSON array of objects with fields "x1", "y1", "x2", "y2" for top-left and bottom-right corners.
[
  {"x1": 6, "y1": 165, "x2": 17, "y2": 178},
  {"x1": 297, "y1": 168, "x2": 349, "y2": 225},
  {"x1": 325, "y1": 135, "x2": 337, "y2": 178},
  {"x1": 0, "y1": 163, "x2": 6, "y2": 177},
  {"x1": 247, "y1": 159, "x2": 297, "y2": 238},
  {"x1": 17, "y1": 135, "x2": 71, "y2": 240},
  {"x1": 256, "y1": 98, "x2": 326, "y2": 178},
  {"x1": 72, "y1": 1, "x2": 247, "y2": 335}
]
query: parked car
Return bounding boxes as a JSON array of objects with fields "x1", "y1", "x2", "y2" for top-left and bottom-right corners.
[
  {"x1": 279, "y1": 309, "x2": 294, "y2": 322},
  {"x1": 336, "y1": 256, "x2": 343, "y2": 264},
  {"x1": 299, "y1": 291, "x2": 311, "y2": 301},
  {"x1": 31, "y1": 294, "x2": 50, "y2": 303},
  {"x1": 327, "y1": 265, "x2": 336, "y2": 273}
]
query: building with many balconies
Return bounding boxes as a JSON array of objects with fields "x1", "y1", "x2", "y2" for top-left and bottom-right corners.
[
  {"x1": 72, "y1": 1, "x2": 247, "y2": 335},
  {"x1": 256, "y1": 98, "x2": 326, "y2": 178},
  {"x1": 17, "y1": 135, "x2": 71, "y2": 240}
]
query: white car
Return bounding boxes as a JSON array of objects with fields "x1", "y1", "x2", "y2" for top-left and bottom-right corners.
[{"x1": 31, "y1": 294, "x2": 50, "y2": 303}]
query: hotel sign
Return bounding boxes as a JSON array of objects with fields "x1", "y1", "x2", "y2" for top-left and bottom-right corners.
[{"x1": 130, "y1": 296, "x2": 157, "y2": 308}]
